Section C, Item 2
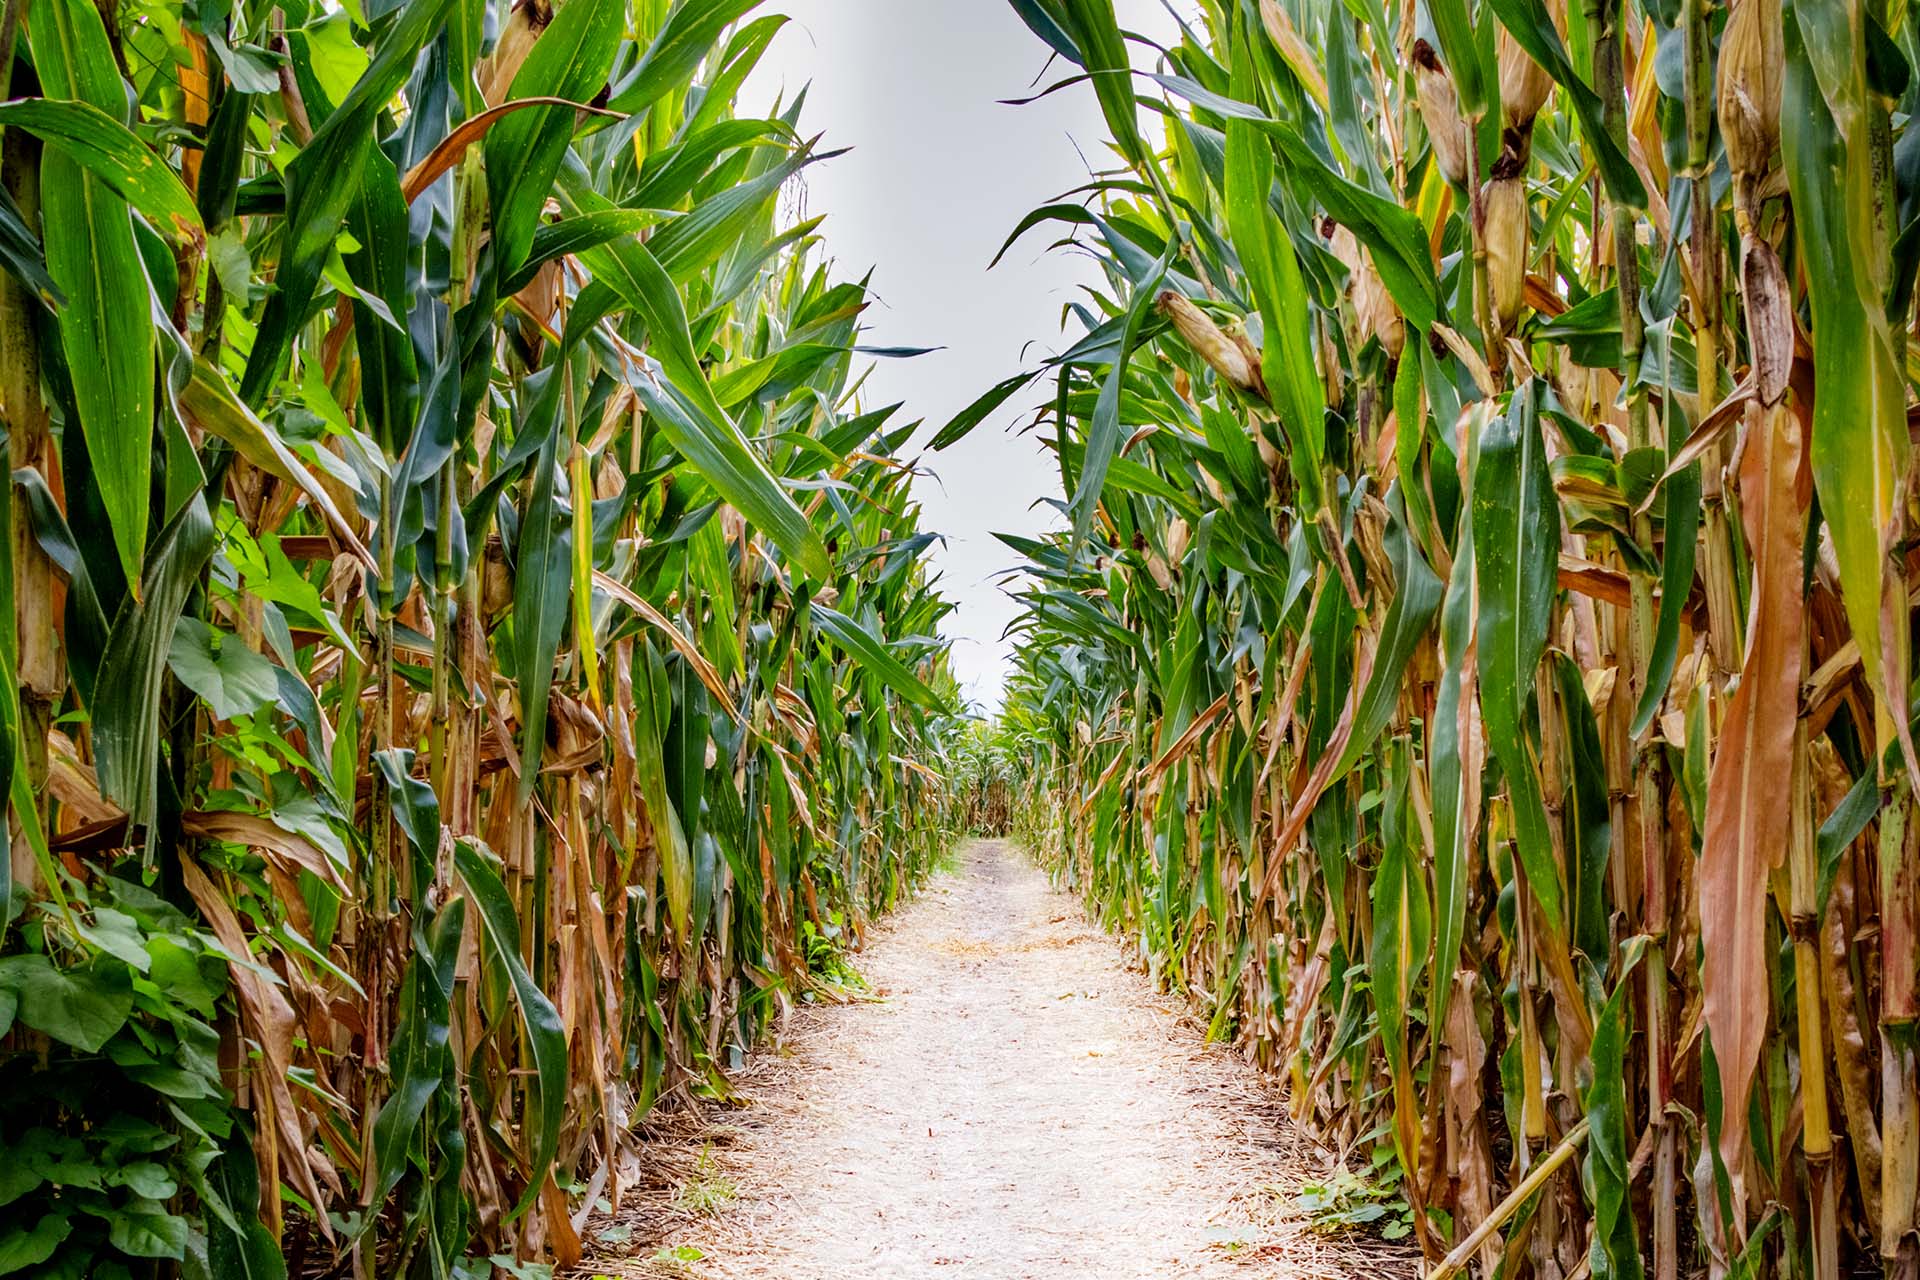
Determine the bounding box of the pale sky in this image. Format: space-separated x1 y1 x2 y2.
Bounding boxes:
746 2 1184 713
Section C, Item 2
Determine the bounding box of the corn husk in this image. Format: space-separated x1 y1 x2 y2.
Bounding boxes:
1332 226 1406 360
1258 0 1329 109
1254 431 1282 476
1498 0 1562 129
1157 290 1265 399
1414 39 1471 187
1166 517 1191 566
1717 0 1782 184
1483 172 1528 333
1498 35 1553 129
1328 226 1366 354
1361 268 1405 359
480 0 551 107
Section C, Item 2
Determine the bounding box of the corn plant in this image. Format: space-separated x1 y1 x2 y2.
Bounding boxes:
975 0 1920 1275
0 0 962 1274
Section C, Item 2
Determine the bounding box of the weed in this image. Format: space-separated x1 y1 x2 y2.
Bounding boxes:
671 1149 737 1217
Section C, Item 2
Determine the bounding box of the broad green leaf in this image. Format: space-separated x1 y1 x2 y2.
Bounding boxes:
108 1202 190 1260
0 953 133 1052
167 618 281 721
0 1213 71 1275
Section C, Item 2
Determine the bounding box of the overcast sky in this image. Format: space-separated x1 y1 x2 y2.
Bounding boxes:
744 2 1182 714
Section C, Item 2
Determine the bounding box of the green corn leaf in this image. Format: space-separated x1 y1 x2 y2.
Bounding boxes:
1368 737 1432 1173
453 839 567 1219
1392 350 1443 559
179 356 375 566
1473 383 1565 935
814 605 944 710
1554 652 1611 964
344 144 417 456
582 226 830 580
1223 37 1326 516
930 372 1039 451
1427 473 1477 1036
0 186 59 307
0 99 202 243
484 0 628 277
241 0 456 400
1329 488 1443 780
1152 73 1441 331
632 641 694 939
373 748 442 878
511 418 574 803
367 894 461 1209
1006 0 1081 64
29 0 157 589
1071 242 1173 550
504 209 666 296
1582 938 1648 1280
1055 0 1148 171
1783 6 1910 749
1629 459 1700 739
1423 0 1492 119
92 496 215 837
608 0 764 114
646 142 831 284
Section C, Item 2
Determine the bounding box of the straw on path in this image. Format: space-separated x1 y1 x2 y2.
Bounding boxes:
586 839 1413 1279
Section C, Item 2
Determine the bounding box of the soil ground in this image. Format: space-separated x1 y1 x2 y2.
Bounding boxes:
584 840 1413 1280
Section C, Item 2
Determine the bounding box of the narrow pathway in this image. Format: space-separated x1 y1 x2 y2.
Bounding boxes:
596 841 1407 1279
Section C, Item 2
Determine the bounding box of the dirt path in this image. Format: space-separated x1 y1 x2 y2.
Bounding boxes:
593 840 1406 1279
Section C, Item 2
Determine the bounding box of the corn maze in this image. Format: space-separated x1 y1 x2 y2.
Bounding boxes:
3 0 1915 1277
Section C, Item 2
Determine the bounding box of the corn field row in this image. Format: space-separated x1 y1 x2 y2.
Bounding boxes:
972 0 1920 1276
0 0 968 1274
